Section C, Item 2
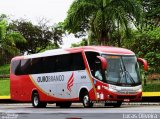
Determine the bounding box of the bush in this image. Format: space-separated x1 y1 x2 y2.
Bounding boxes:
123 27 160 74
0 64 10 75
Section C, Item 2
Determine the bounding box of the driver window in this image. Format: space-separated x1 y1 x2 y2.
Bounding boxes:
85 52 100 76
94 60 103 81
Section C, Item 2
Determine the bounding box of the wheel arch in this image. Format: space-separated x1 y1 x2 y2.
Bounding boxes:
31 88 39 100
79 87 89 101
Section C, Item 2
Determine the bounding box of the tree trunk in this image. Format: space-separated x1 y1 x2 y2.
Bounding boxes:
99 30 109 46
118 37 121 47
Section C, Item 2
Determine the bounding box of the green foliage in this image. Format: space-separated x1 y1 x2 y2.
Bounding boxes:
9 19 64 54
141 0 160 29
143 78 160 92
123 27 160 73
64 0 142 45
0 20 6 41
143 83 160 92
0 64 10 75
71 38 88 47
0 15 26 65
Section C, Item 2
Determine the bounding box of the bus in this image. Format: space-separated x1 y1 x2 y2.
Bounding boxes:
10 46 148 108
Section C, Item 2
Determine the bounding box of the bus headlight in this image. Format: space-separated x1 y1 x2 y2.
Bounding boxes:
108 87 118 92
137 88 142 93
108 85 118 92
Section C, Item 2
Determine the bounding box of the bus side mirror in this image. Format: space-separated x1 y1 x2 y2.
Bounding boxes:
97 56 107 70
137 58 148 71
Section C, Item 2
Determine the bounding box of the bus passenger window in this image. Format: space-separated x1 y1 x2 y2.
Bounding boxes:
42 56 56 73
71 53 85 71
31 58 42 74
21 59 32 75
11 60 21 75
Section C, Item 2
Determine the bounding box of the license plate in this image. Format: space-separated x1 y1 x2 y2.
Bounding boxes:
124 99 130 102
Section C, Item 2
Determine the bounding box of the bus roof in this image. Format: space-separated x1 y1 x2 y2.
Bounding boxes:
66 46 134 55
12 46 135 60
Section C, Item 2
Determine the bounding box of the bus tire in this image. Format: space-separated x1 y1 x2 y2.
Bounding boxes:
82 92 93 108
32 92 47 108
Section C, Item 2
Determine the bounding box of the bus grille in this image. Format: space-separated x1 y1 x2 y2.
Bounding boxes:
117 91 137 94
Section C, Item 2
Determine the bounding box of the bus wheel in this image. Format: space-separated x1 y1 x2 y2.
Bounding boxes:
82 92 93 108
32 92 47 108
113 101 122 108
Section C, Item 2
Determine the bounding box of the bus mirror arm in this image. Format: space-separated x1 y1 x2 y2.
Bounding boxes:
97 56 107 70
137 58 148 71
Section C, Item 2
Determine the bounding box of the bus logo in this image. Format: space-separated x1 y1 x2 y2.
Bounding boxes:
67 72 74 92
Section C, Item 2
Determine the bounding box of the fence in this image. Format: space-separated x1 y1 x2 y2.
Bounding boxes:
0 74 9 79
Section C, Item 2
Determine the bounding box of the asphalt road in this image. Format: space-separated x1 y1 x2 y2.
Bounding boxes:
0 103 160 119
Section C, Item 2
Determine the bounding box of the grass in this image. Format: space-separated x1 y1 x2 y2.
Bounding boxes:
0 64 10 75
0 64 10 96
0 78 10 96
143 79 160 92
143 84 160 92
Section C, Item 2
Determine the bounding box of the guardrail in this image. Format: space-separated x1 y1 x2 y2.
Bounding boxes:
0 74 9 79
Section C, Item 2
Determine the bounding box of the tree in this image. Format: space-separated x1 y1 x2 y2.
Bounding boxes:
0 15 26 64
71 38 88 47
64 0 142 46
9 19 64 54
141 0 160 29
123 27 160 73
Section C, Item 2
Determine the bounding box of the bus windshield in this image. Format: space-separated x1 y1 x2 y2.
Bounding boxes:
102 55 141 86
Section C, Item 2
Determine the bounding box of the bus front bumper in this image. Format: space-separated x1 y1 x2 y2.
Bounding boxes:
106 91 142 102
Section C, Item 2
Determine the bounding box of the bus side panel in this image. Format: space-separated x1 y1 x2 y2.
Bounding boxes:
30 71 93 102
10 74 49 102
88 88 97 101
10 74 60 102
10 68 106 102
10 74 33 102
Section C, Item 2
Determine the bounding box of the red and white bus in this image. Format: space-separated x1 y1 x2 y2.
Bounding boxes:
10 46 148 108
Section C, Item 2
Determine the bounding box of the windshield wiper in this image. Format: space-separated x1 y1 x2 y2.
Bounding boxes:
125 70 135 84
120 57 135 84
117 60 124 84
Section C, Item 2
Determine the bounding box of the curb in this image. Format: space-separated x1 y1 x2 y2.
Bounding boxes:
0 96 10 99
0 96 12 103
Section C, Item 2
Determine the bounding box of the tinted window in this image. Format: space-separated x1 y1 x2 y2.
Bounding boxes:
11 60 21 75
43 53 85 72
11 53 85 75
71 53 85 70
31 58 43 74
85 52 100 76
43 56 56 73
21 59 32 75
56 54 72 72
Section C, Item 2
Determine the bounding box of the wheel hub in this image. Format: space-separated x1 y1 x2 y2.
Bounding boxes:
34 96 39 106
